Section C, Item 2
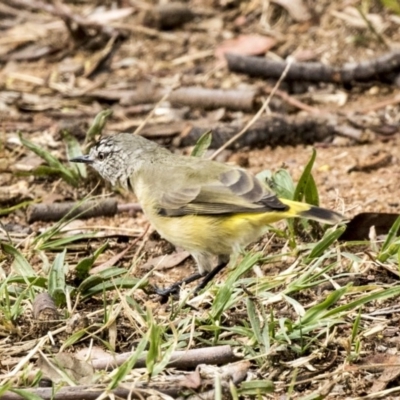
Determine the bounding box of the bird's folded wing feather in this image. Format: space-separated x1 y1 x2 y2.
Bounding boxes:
159 168 288 216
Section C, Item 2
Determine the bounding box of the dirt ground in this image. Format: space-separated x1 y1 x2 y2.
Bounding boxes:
1 0 400 398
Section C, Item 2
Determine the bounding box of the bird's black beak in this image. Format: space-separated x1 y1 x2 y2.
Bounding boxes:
69 155 94 164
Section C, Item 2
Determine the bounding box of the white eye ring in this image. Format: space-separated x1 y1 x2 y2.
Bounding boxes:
98 152 105 161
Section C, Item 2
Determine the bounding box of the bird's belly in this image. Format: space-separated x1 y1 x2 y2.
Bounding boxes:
144 208 268 256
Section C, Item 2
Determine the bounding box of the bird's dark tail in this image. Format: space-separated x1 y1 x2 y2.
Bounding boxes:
278 198 344 225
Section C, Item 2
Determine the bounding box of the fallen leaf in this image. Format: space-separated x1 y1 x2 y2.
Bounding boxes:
361 354 400 392
215 34 277 65
180 367 202 389
38 352 94 384
141 251 190 271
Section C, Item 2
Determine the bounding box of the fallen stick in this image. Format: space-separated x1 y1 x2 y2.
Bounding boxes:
27 199 117 223
0 385 176 400
91 345 241 371
226 50 400 84
27 200 141 223
0 360 249 400
179 113 367 149
117 86 257 111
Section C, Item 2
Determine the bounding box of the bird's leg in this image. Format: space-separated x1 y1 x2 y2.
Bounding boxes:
155 272 204 299
193 260 228 294
155 255 229 302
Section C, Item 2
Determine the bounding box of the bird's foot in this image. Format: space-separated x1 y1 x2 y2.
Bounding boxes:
155 261 229 303
155 272 203 303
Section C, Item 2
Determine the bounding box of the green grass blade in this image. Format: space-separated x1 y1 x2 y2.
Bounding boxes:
378 215 400 262
2 243 36 276
191 130 212 157
75 242 108 280
306 226 345 260
19 134 79 187
9 389 44 400
300 285 349 326
108 335 147 390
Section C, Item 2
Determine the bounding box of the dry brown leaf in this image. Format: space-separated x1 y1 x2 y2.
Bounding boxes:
75 346 110 362
361 354 400 392
180 367 202 389
141 251 190 271
215 34 277 64
38 352 94 384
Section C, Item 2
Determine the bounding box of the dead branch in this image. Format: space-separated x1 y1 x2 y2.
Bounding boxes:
91 345 241 371
27 199 118 223
0 361 249 400
179 113 367 149
116 86 257 111
0 385 176 400
226 50 400 84
141 2 195 30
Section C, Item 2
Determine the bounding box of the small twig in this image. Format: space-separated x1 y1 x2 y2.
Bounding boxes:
263 87 321 114
209 59 292 160
356 93 400 114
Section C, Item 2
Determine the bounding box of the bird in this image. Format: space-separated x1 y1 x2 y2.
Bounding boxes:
70 132 344 296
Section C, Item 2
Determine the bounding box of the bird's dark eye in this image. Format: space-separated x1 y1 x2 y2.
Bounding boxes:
98 152 105 161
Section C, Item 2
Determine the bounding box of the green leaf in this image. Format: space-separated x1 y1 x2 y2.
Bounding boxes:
146 313 162 376
191 130 212 157
77 268 127 294
75 242 108 280
37 233 97 251
238 380 274 395
210 252 262 321
6 276 48 289
304 173 319 207
0 200 34 216
300 285 349 326
380 0 400 14
2 243 36 276
85 109 113 145
378 215 400 262
270 169 296 199
108 335 147 390
294 148 318 205
48 249 67 306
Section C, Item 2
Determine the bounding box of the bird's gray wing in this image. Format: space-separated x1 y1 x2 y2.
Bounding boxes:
158 168 288 217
